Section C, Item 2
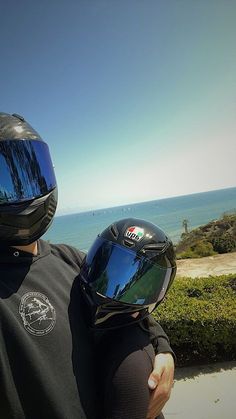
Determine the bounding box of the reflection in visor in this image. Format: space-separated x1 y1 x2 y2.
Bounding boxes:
83 237 173 305
0 140 56 204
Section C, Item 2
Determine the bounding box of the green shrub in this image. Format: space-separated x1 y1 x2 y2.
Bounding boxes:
192 240 216 257
153 274 236 366
211 233 236 254
177 240 216 259
177 249 197 259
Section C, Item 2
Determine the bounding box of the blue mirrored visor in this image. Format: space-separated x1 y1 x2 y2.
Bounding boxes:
82 237 173 305
0 140 57 204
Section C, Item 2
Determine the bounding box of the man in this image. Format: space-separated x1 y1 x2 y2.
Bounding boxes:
0 112 174 418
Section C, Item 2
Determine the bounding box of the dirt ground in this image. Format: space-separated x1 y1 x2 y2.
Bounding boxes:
176 252 236 278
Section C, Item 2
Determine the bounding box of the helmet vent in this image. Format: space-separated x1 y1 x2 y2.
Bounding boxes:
110 224 119 238
123 239 135 248
142 243 168 253
12 113 25 122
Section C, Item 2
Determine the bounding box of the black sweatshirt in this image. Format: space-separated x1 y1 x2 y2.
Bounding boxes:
0 239 173 419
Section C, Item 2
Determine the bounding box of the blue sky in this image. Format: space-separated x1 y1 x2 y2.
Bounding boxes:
1 0 235 214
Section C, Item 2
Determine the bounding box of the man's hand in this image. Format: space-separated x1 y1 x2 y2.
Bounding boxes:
146 353 174 419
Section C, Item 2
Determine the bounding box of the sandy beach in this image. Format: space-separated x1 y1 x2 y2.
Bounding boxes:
176 252 236 278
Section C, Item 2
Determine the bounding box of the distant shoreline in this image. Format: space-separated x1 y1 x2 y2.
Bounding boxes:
176 252 236 278
56 186 236 217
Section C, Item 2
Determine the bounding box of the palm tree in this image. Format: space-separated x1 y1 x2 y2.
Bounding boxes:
182 219 189 234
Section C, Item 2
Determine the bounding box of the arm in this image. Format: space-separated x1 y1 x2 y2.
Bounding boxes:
97 325 156 419
104 343 155 419
147 353 174 419
141 315 175 359
96 318 174 419
141 315 175 419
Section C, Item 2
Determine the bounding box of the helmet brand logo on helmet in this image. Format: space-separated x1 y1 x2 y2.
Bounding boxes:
124 226 144 242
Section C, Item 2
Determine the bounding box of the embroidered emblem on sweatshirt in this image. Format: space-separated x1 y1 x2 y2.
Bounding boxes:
19 292 56 336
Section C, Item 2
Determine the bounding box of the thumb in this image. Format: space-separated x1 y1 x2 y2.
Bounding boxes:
148 354 166 390
148 368 162 390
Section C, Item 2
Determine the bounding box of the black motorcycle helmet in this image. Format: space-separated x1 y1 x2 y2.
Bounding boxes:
80 218 176 329
0 112 57 245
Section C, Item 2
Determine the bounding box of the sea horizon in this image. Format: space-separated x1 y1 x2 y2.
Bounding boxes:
56 186 236 217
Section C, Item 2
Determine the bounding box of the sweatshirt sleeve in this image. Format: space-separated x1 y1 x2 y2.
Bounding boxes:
140 315 176 362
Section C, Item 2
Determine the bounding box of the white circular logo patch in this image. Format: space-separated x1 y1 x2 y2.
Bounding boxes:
19 292 56 336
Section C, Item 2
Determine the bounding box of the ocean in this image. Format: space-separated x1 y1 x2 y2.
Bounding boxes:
43 187 236 252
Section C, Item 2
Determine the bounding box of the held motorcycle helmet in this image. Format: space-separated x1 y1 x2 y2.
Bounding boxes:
80 218 176 329
0 112 57 245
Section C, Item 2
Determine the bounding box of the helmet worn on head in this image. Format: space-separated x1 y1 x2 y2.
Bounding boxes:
0 112 57 245
80 218 176 329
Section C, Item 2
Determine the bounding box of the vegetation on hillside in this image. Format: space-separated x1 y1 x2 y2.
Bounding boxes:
176 212 236 259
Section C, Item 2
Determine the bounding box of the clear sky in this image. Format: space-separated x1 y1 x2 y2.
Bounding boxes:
1 0 235 215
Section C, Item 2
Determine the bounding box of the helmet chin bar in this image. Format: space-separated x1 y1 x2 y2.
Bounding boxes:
0 189 57 246
81 282 151 329
93 305 150 330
